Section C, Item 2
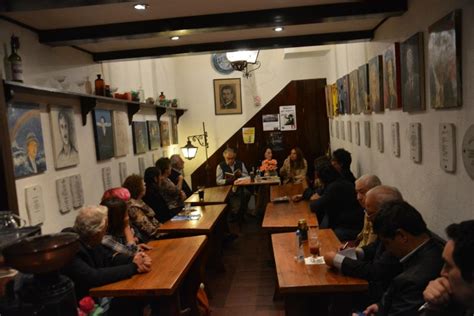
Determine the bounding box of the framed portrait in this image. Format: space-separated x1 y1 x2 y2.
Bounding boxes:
428 10 462 109
213 78 242 115
112 111 130 157
50 106 79 169
160 120 170 147
92 109 114 161
147 120 161 150
7 102 47 178
132 121 148 154
383 43 402 110
358 64 370 113
401 32 425 112
368 55 384 113
349 70 361 114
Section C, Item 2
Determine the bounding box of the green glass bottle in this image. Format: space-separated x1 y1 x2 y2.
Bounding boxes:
8 35 23 82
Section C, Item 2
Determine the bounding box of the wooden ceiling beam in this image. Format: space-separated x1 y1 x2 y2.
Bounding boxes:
0 0 136 12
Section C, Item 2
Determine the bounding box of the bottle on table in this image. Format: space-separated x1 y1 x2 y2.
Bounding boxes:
95 74 105 96
297 219 308 241
8 35 23 83
295 230 304 262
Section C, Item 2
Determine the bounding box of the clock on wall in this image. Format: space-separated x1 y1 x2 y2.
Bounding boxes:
211 53 234 75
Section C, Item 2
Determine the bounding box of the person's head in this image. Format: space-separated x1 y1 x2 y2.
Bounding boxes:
441 221 474 307
58 111 71 147
122 174 145 200
315 161 340 186
373 200 428 258
331 148 352 172
101 187 131 203
223 147 236 166
156 157 172 176
289 147 304 169
144 166 161 188
170 154 185 170
100 198 128 236
364 185 402 223
264 147 273 160
73 205 108 246
26 133 39 159
221 85 234 104
355 175 382 208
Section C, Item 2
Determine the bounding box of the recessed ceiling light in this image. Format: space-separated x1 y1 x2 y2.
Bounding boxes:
133 3 149 10
273 26 284 32
170 36 180 41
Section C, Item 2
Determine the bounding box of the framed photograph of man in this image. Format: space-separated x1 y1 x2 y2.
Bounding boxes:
147 120 161 150
358 64 370 113
132 121 149 154
213 78 242 115
401 32 425 112
50 106 79 169
383 43 402 110
349 70 361 114
92 109 114 161
428 10 462 109
368 55 384 113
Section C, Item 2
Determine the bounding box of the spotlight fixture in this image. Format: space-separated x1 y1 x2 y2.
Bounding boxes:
170 36 180 41
133 3 149 10
273 26 284 32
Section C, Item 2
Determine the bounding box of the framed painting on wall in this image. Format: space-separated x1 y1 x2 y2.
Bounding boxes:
383 43 402 110
349 70 361 114
358 64 370 113
213 78 242 115
342 75 351 114
401 32 425 112
428 10 462 109
7 102 47 178
132 121 149 154
147 120 161 150
50 106 79 169
92 109 114 161
336 77 345 114
170 114 179 144
330 83 339 116
325 85 333 118
112 110 130 157
368 55 384 113
160 120 171 147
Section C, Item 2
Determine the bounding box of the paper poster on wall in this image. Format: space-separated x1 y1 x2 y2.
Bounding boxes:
25 185 45 225
279 105 297 131
56 177 73 214
69 174 84 209
242 127 255 144
267 131 284 152
262 114 280 131
102 166 113 191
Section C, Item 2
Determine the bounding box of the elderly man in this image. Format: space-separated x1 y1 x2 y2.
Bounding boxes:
324 185 403 302
62 205 151 313
357 201 444 316
169 154 192 198
421 220 474 316
355 175 382 247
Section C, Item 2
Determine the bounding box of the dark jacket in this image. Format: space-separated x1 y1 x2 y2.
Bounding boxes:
61 235 137 300
169 168 192 198
341 168 356 184
376 238 444 316
341 239 402 302
143 184 180 223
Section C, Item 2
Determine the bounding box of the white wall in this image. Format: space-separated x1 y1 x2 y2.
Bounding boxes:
328 0 474 236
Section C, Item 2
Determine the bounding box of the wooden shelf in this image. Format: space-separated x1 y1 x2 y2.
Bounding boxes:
3 80 187 126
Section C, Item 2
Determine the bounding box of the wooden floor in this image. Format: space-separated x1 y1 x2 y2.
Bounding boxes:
207 217 285 315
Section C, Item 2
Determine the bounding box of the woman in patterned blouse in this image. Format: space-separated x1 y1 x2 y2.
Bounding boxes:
155 158 186 210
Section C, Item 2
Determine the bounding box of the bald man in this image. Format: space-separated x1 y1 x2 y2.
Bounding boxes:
355 175 382 247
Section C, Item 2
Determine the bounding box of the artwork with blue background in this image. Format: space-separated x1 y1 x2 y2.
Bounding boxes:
92 109 114 160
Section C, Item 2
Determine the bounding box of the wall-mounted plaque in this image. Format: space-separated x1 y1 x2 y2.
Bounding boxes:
138 157 146 178
409 123 422 163
119 162 127 185
25 185 45 225
56 177 73 214
347 121 352 143
377 123 384 153
439 123 456 173
69 174 84 209
391 122 401 157
340 121 345 140
102 166 113 191
364 121 371 148
335 121 340 139
355 122 360 146
461 124 474 180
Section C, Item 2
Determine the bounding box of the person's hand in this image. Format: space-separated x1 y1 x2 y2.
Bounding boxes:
324 251 337 267
310 193 320 201
234 169 242 178
180 190 187 200
291 194 303 202
138 243 152 251
362 303 379 315
133 252 152 273
423 277 452 307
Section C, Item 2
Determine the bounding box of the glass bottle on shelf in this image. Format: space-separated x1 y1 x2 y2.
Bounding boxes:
159 92 166 105
84 76 93 94
8 35 23 83
95 74 105 96
3 43 12 81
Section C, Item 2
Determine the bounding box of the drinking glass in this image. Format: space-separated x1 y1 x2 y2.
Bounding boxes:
198 186 205 201
308 229 320 263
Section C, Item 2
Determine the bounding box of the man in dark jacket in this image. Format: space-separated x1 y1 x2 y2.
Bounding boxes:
358 201 444 316
331 148 356 184
169 154 192 198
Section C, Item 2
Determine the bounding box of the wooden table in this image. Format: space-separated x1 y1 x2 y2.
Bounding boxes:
184 185 232 206
233 176 280 186
262 200 318 233
270 182 305 201
272 230 368 315
90 235 207 315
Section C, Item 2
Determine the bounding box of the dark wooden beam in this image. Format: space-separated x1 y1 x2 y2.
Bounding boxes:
0 0 135 12
38 0 406 46
92 30 373 62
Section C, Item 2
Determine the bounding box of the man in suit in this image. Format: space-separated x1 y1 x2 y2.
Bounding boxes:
324 185 403 303
169 154 192 198
220 85 237 109
357 201 444 316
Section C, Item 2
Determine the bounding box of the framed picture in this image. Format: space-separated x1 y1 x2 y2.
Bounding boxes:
92 109 114 161
330 83 339 116
112 111 130 157
349 70 361 114
50 106 79 169
336 77 345 114
401 32 425 112
147 121 161 150
358 64 370 113
368 55 384 113
170 114 179 144
7 102 47 178
213 78 242 115
342 75 351 114
383 43 402 110
428 10 462 109
132 121 148 154
160 120 170 147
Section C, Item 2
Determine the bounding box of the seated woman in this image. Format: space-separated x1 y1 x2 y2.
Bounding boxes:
142 166 180 222
279 147 308 184
309 161 364 241
259 147 278 176
122 174 164 243
156 157 185 210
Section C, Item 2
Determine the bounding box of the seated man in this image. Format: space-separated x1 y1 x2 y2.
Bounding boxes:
357 201 444 316
331 148 356 184
169 154 192 198
62 205 151 314
421 220 474 316
354 175 382 247
216 147 251 227
325 185 402 303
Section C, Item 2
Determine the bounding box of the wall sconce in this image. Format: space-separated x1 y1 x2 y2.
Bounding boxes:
181 122 209 161
226 50 261 78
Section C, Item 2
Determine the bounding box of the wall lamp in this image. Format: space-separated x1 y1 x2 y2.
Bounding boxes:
181 122 209 161
226 50 261 78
